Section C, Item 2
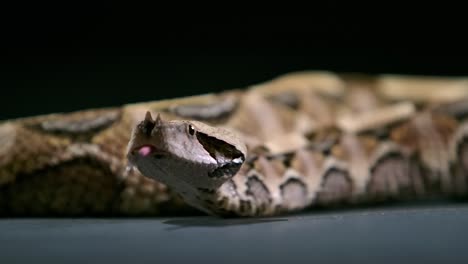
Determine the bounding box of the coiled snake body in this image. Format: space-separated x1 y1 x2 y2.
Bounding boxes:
2 71 468 217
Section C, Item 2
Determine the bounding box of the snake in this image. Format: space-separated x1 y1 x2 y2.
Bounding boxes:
1 71 468 217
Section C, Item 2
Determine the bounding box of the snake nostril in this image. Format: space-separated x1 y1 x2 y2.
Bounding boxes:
143 121 155 136
138 111 156 136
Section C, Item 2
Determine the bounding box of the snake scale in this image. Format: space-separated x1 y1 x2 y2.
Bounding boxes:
2 71 468 217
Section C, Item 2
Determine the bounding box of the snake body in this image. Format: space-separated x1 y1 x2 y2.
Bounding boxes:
2 71 468 217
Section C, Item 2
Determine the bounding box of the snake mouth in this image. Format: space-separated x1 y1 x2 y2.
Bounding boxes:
131 144 166 159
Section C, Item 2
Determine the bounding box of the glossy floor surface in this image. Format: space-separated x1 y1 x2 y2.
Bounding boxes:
1 203 468 263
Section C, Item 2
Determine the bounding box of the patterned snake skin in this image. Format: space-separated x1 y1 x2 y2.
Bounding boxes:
1 71 468 217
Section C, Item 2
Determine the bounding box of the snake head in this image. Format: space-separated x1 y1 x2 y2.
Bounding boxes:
127 111 246 194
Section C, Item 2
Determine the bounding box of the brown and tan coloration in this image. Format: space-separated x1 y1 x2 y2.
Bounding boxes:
1 71 468 217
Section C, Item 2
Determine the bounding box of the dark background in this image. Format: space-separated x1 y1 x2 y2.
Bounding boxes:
2 5 468 263
1 3 467 120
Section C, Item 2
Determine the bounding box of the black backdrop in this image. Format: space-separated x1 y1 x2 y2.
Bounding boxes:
1 3 467 120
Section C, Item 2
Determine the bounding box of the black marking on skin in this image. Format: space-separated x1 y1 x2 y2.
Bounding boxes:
306 128 341 155
196 132 245 162
137 115 156 137
267 151 295 168
369 151 405 174
282 152 296 167
216 197 229 208
322 168 351 181
317 145 332 156
209 162 243 178
166 96 238 121
306 142 334 156
361 128 390 140
358 119 408 140
245 147 270 166
36 110 121 135
268 92 300 109
239 200 252 214
188 125 196 136
246 175 271 213
366 125 399 140
212 197 239 217
196 131 245 178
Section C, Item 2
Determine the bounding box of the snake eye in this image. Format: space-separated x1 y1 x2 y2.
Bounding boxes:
188 124 196 136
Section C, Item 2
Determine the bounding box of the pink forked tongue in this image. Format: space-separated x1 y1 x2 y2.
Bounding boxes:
138 145 154 157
